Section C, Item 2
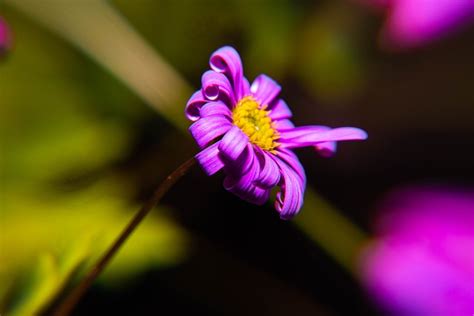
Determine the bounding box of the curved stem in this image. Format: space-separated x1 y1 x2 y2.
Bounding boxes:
53 157 196 316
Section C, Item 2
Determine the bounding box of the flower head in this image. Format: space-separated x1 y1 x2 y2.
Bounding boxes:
359 186 474 315
186 46 367 219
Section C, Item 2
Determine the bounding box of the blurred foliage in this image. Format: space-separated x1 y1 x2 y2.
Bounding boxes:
0 5 188 314
113 0 367 100
296 2 367 102
2 181 188 315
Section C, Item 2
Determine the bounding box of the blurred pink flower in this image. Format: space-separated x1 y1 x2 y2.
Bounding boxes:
360 186 474 315
0 16 12 56
360 0 474 48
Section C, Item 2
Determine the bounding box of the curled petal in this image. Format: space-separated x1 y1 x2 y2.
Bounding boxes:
195 141 224 176
228 144 254 176
210 46 245 100
250 74 281 107
223 148 270 205
218 126 249 161
314 141 337 157
189 115 232 149
185 90 207 121
275 148 306 188
201 70 236 105
246 186 270 205
272 155 306 220
268 99 293 120
279 126 368 149
200 101 232 118
225 177 270 205
254 149 280 189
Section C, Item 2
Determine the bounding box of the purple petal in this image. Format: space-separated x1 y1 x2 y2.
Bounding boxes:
242 77 251 97
210 46 246 100
279 126 368 149
250 74 281 107
247 186 270 205
189 115 232 149
268 99 293 120
279 125 331 133
223 147 270 205
279 126 337 156
254 149 281 189
275 148 306 188
225 177 270 205
185 90 207 121
314 141 337 157
218 126 249 161
273 119 295 130
195 141 224 176
278 125 337 156
201 70 236 106
199 101 232 118
227 144 254 176
271 155 306 220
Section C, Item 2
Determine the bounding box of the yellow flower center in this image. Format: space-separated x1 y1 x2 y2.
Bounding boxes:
232 96 279 152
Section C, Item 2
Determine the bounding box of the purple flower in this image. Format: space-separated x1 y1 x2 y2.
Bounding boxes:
363 0 474 48
359 186 474 315
0 16 12 56
387 0 474 47
186 46 367 219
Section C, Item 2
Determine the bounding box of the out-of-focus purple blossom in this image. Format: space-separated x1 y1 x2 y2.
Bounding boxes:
0 16 12 57
359 186 474 315
358 0 474 48
186 46 367 219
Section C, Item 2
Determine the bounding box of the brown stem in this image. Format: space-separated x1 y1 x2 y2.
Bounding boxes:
53 157 196 316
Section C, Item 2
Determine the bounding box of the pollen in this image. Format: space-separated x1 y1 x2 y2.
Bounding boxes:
232 96 279 152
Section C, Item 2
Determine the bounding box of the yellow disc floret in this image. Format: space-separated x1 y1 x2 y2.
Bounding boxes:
232 96 279 152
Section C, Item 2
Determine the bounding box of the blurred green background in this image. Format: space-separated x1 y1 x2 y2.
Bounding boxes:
1 0 473 315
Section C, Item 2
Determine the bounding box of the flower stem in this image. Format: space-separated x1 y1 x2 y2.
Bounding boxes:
52 157 196 316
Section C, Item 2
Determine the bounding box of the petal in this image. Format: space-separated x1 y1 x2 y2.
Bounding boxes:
228 143 254 176
279 126 368 149
189 115 232 149
223 148 270 205
279 125 330 134
210 46 246 100
195 141 225 176
314 141 337 157
254 149 280 189
273 119 295 130
271 155 306 220
275 148 306 188
242 77 251 97
199 101 232 118
201 70 236 106
218 126 249 161
225 177 270 205
247 186 270 205
268 99 293 120
250 74 281 107
185 90 207 121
